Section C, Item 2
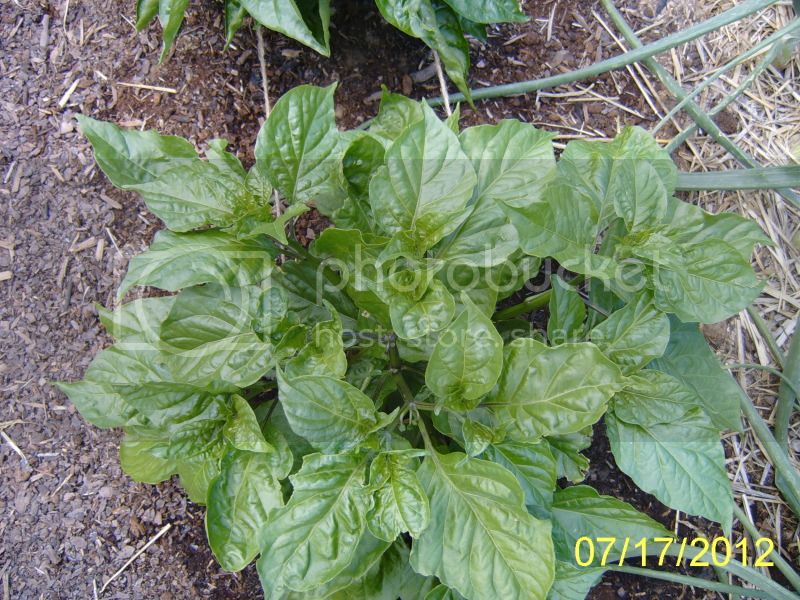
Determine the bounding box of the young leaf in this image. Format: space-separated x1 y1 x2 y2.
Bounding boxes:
77 114 197 188
136 0 159 30
369 103 477 252
257 452 371 596
550 485 672 561
606 410 734 530
368 452 431 541
650 317 743 432
390 279 456 340
609 161 668 233
119 230 276 299
276 370 383 453
368 88 425 147
461 419 494 457
158 0 190 60
425 294 503 410
589 293 670 374
223 395 274 453
411 451 555 600
546 431 591 483
482 440 557 509
223 0 247 45
255 84 343 206
206 449 286 571
488 339 624 440
611 370 697 427
285 307 347 379
547 276 585 344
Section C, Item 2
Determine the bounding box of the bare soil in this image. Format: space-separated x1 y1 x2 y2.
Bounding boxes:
0 0 770 598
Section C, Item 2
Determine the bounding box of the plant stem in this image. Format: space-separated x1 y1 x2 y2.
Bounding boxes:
727 363 800 401
747 305 786 368
776 329 800 497
600 0 800 209
733 503 800 593
738 390 800 516
676 166 800 191
388 338 416 406
426 0 779 107
255 25 271 118
607 565 784 599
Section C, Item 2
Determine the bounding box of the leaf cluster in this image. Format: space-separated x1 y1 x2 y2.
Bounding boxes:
59 84 769 599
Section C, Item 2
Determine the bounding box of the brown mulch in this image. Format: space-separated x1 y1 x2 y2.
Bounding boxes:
1 0 786 598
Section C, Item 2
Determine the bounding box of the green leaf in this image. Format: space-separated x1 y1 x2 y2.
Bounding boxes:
547 561 603 600
425 294 503 410
650 317 743 432
461 419 494 457
158 284 274 387
426 584 466 600
224 0 247 45
78 115 197 188
547 276 585 344
589 293 669 374
97 296 175 341
390 279 456 340
119 429 177 483
224 395 274 453
369 103 477 252
235 202 309 244
368 88 424 147
206 449 286 571
257 452 371 596
418 2 472 101
55 379 143 428
650 238 762 324
119 230 276 299
255 84 343 205
136 0 159 30
610 161 668 233
285 307 347 379
482 440 557 509
488 339 624 439
158 0 189 60
612 370 697 427
546 432 591 483
368 452 430 541
240 0 331 55
276 370 383 453
440 0 527 23
411 451 555 600
127 159 248 231
550 485 672 561
606 410 733 530
177 452 224 503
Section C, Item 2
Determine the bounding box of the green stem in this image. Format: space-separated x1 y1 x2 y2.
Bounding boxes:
656 20 800 138
600 0 800 209
426 0 779 107
733 503 800 593
747 305 786 368
494 275 585 321
388 338 416 406
607 565 785 599
738 391 800 516
776 329 800 496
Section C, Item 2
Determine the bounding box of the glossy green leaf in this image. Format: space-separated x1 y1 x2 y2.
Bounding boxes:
547 276 585 344
426 584 467 600
97 296 175 341
78 115 197 188
547 561 603 600
285 307 347 379
488 339 624 440
136 0 159 30
650 317 743 432
370 103 477 252
224 395 274 453
483 440 557 509
276 370 382 453
610 161 668 233
240 0 331 55
425 294 503 410
255 84 343 205
224 0 247 45
177 452 224 503
158 0 189 60
206 449 285 571
546 431 591 483
411 451 555 600
119 429 177 483
606 410 734 529
368 452 430 540
257 452 371 596
119 230 275 299
589 293 669 374
390 279 456 340
550 485 672 561
461 419 494 457
612 370 697 427
369 88 424 147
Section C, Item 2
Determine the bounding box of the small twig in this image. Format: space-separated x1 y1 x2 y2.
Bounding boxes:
432 51 451 117
0 430 28 466
256 25 271 118
100 523 172 594
116 82 177 94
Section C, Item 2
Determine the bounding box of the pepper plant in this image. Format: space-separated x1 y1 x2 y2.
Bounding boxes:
59 85 779 599
138 0 525 99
